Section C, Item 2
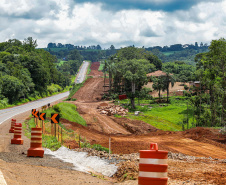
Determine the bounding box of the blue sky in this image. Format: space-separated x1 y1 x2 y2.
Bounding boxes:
0 0 225 48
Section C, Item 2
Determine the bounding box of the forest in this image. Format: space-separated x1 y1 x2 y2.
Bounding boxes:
0 37 83 107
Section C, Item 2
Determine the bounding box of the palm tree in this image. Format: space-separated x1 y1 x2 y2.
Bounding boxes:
103 60 108 92
152 76 165 102
106 57 116 94
163 73 175 103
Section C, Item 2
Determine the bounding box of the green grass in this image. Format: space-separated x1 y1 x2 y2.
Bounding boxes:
43 102 86 126
57 102 86 126
68 83 84 100
119 97 195 131
42 135 61 151
86 62 91 75
98 61 104 71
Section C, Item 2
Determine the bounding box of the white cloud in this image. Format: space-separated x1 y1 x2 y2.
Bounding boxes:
0 0 225 48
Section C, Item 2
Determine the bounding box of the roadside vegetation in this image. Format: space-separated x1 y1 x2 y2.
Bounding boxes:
101 38 225 129
0 37 84 109
118 96 193 131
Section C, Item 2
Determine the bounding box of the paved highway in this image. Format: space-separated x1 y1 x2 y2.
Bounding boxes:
0 61 89 125
75 61 89 84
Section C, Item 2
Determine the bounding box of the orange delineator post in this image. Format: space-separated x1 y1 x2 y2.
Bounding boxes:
9 119 16 133
11 123 23 145
27 127 44 157
138 143 168 185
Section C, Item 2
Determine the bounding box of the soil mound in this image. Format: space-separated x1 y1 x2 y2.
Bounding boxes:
183 127 226 147
110 117 158 135
99 103 108 107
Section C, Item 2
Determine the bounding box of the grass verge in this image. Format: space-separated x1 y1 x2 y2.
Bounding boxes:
119 96 196 131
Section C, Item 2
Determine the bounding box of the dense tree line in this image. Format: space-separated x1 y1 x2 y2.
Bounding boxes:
191 38 226 127
163 61 195 82
46 46 117 62
0 38 82 106
146 42 209 52
103 47 162 108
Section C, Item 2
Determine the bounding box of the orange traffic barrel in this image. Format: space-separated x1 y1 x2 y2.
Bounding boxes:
9 119 16 133
27 127 44 157
138 143 168 185
11 123 24 145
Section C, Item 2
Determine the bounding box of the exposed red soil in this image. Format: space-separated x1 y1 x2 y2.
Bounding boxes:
88 62 103 76
72 78 104 102
67 63 226 159
0 61 225 185
62 62 226 184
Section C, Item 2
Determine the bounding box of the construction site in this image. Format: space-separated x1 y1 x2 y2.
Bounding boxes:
0 62 225 185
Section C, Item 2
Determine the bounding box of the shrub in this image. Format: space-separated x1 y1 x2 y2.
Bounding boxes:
184 84 189 90
53 104 61 113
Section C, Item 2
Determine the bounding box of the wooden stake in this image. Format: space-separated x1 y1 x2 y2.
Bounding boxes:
109 137 111 155
58 124 59 141
79 134 80 148
54 123 56 138
61 128 63 144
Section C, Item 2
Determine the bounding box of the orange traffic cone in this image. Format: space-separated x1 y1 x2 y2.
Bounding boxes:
27 127 44 157
11 123 23 145
9 119 16 133
138 143 168 185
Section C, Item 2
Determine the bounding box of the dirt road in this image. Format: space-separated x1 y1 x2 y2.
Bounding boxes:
66 62 226 184
0 62 225 184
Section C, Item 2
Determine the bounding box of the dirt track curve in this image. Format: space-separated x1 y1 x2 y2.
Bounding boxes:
68 62 226 159
0 61 225 185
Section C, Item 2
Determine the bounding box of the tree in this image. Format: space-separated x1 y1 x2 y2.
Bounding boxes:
194 38 226 127
152 76 165 102
1 75 25 103
119 59 151 109
23 37 38 52
163 73 175 103
110 45 115 50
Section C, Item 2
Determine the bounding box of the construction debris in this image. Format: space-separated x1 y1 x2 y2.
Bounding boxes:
97 104 128 116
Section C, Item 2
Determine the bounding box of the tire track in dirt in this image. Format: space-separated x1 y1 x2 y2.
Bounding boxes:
68 62 226 159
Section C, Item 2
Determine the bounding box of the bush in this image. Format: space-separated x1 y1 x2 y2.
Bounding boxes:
81 141 110 153
92 144 109 153
42 135 61 151
184 84 189 90
53 104 61 113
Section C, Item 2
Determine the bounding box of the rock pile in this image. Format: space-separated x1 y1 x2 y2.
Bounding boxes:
97 105 128 116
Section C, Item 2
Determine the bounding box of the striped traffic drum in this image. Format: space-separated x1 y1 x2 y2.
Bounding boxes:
11 123 23 145
139 143 168 185
9 119 16 133
27 127 44 157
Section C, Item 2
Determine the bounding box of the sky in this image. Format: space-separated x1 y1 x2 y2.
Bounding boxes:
0 0 225 49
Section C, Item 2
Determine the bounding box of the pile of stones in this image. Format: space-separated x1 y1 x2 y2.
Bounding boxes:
97 104 128 116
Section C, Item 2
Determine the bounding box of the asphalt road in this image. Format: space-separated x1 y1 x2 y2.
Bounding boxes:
75 61 89 84
0 61 89 125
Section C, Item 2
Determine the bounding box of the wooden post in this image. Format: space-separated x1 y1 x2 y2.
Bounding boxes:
58 124 59 141
187 102 189 129
54 124 56 138
61 128 63 144
109 137 111 155
79 134 80 148
42 120 44 134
